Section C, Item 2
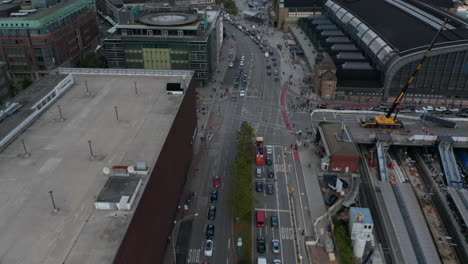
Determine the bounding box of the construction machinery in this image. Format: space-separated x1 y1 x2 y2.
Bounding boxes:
360 19 449 129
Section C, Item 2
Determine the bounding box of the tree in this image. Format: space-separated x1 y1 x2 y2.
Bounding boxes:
228 122 256 218
22 78 32 90
76 54 108 68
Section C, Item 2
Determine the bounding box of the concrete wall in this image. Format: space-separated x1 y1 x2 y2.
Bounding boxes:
114 76 197 264
330 154 359 174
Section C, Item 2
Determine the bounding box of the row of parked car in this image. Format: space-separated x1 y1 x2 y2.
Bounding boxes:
203 176 222 258
318 103 468 117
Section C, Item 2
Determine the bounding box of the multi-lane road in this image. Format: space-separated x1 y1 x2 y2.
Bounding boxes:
169 10 315 264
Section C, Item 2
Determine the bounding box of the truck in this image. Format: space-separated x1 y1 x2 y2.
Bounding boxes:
255 137 265 165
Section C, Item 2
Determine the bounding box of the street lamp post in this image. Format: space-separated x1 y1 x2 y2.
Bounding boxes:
171 213 198 264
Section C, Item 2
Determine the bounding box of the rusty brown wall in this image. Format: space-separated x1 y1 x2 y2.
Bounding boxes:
330 155 360 174
114 76 197 264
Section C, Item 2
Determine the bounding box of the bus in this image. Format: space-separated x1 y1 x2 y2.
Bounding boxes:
256 210 265 227
255 137 265 165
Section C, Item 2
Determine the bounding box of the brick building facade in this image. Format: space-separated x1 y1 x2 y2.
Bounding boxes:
0 0 98 80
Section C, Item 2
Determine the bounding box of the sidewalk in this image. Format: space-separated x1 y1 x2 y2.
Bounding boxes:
297 145 328 240
193 36 235 154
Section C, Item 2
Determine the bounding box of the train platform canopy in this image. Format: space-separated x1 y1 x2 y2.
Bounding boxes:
0 69 193 264
336 52 366 60
317 24 338 30
332 0 468 52
311 17 333 25
325 36 351 43
341 62 374 70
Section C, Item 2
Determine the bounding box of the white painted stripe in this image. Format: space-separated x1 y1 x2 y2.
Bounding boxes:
254 208 290 213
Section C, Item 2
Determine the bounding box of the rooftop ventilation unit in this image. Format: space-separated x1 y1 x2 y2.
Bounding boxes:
166 82 184 95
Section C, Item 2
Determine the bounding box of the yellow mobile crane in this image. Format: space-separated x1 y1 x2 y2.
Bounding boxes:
360 19 449 129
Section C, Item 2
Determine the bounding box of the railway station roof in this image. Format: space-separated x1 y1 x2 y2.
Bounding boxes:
331 0 468 52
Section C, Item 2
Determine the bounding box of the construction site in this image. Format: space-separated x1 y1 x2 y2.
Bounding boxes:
306 20 468 263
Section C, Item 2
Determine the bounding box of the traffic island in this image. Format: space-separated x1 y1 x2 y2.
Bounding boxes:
229 121 255 264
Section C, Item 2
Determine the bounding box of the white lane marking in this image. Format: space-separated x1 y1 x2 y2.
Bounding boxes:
265 203 268 236
280 227 293 240
273 147 281 245
291 152 308 235
280 146 287 264
253 208 290 212
228 238 231 249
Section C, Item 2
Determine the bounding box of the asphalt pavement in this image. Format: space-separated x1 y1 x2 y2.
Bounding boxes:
163 3 332 263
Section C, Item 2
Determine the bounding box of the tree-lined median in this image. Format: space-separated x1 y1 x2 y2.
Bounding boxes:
229 121 255 263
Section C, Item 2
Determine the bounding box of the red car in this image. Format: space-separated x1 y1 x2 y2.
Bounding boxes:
213 176 221 188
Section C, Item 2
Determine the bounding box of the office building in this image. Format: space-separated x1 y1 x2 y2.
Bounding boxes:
104 7 223 85
271 0 323 31
0 0 98 81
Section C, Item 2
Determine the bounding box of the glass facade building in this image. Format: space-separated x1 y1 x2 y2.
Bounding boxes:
104 9 222 85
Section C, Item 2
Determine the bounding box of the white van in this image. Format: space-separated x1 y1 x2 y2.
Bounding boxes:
264 52 269 58
266 145 272 155
257 256 267 264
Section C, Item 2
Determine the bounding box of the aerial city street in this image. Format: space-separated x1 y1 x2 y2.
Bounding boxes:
0 0 468 264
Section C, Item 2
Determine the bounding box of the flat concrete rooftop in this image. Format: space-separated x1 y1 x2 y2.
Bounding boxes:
0 72 191 263
0 73 67 143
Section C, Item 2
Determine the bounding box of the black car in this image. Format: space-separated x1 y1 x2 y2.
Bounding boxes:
266 156 272 165
210 190 218 203
206 224 215 239
272 57 276 61
266 65 271 69
456 113 468 118
271 216 279 228
326 195 339 206
208 206 216 220
273 62 277 66
351 107 361 110
266 184 274 195
443 110 453 115
257 236 266 253
334 106 345 110
268 169 274 178
317 104 327 109
256 181 263 192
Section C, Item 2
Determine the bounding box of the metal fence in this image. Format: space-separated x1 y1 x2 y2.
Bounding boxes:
58 68 194 77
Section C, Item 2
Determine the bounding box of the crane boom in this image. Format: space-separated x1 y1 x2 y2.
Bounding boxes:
385 19 449 119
